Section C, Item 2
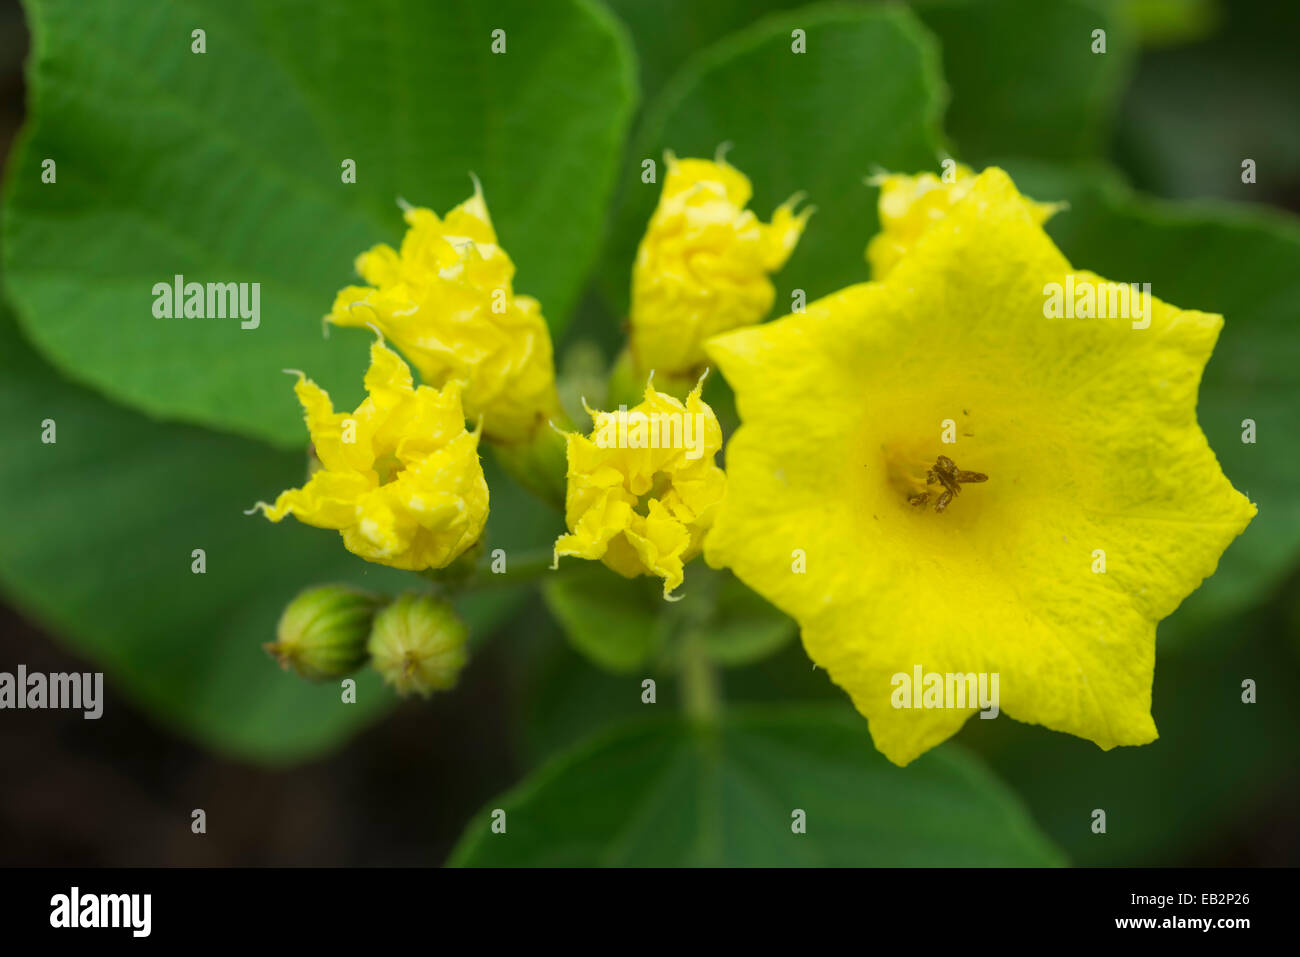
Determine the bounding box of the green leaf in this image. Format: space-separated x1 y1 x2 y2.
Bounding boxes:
1001 159 1300 635
603 0 804 104
449 705 1065 866
519 587 822 765
541 563 667 673
1118 0 1220 48
912 0 1137 163
3 0 636 447
697 568 796 666
0 304 546 762
603 4 947 314
515 606 672 764
963 597 1300 864
542 559 795 673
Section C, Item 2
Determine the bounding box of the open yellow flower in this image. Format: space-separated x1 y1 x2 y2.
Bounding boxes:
553 379 726 598
629 152 812 378
705 167 1254 766
253 338 488 572
327 181 560 445
866 162 1062 280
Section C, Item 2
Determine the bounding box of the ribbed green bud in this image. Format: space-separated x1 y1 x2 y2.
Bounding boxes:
368 593 468 697
265 584 382 680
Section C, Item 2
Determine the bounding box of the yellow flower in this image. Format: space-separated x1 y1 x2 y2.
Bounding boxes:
705 167 1254 766
253 338 488 572
553 378 726 598
629 152 812 378
327 181 560 445
866 162 1062 280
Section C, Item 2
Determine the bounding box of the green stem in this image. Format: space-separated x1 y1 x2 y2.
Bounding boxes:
467 548 559 588
489 408 572 512
680 631 720 724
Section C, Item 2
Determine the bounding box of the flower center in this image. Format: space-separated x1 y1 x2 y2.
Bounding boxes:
373 452 404 485
634 471 674 516
912 455 988 513
884 441 988 515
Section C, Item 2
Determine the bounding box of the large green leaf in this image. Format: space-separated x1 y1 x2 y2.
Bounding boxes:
1001 159 1300 635
2 0 636 447
0 305 547 762
912 0 1136 163
603 0 804 104
605 0 1134 166
513 605 672 764
449 706 1064 866
602 4 947 314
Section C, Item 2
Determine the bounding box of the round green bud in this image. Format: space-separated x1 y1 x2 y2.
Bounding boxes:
265 584 382 680
368 593 468 698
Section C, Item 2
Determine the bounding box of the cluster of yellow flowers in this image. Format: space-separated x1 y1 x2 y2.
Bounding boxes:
257 156 1251 765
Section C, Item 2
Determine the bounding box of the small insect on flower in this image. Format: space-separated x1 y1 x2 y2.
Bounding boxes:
922 455 988 513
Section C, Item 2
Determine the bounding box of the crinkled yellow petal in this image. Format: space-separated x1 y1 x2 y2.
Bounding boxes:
261 470 375 529
287 373 367 475
327 184 560 445
866 162 1062 280
629 153 812 377
662 151 753 206
706 167 1254 766
356 244 402 287
554 379 727 598
257 341 488 572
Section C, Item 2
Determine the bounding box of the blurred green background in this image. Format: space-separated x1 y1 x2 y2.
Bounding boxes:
0 0 1296 865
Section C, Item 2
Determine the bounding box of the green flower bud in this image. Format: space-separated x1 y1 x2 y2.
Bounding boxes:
368 593 468 697
265 584 382 680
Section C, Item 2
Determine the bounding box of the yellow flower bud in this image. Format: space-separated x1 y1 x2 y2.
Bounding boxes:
553 377 726 598
866 162 1063 279
629 152 811 378
326 181 561 445
368 593 468 697
252 338 489 572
